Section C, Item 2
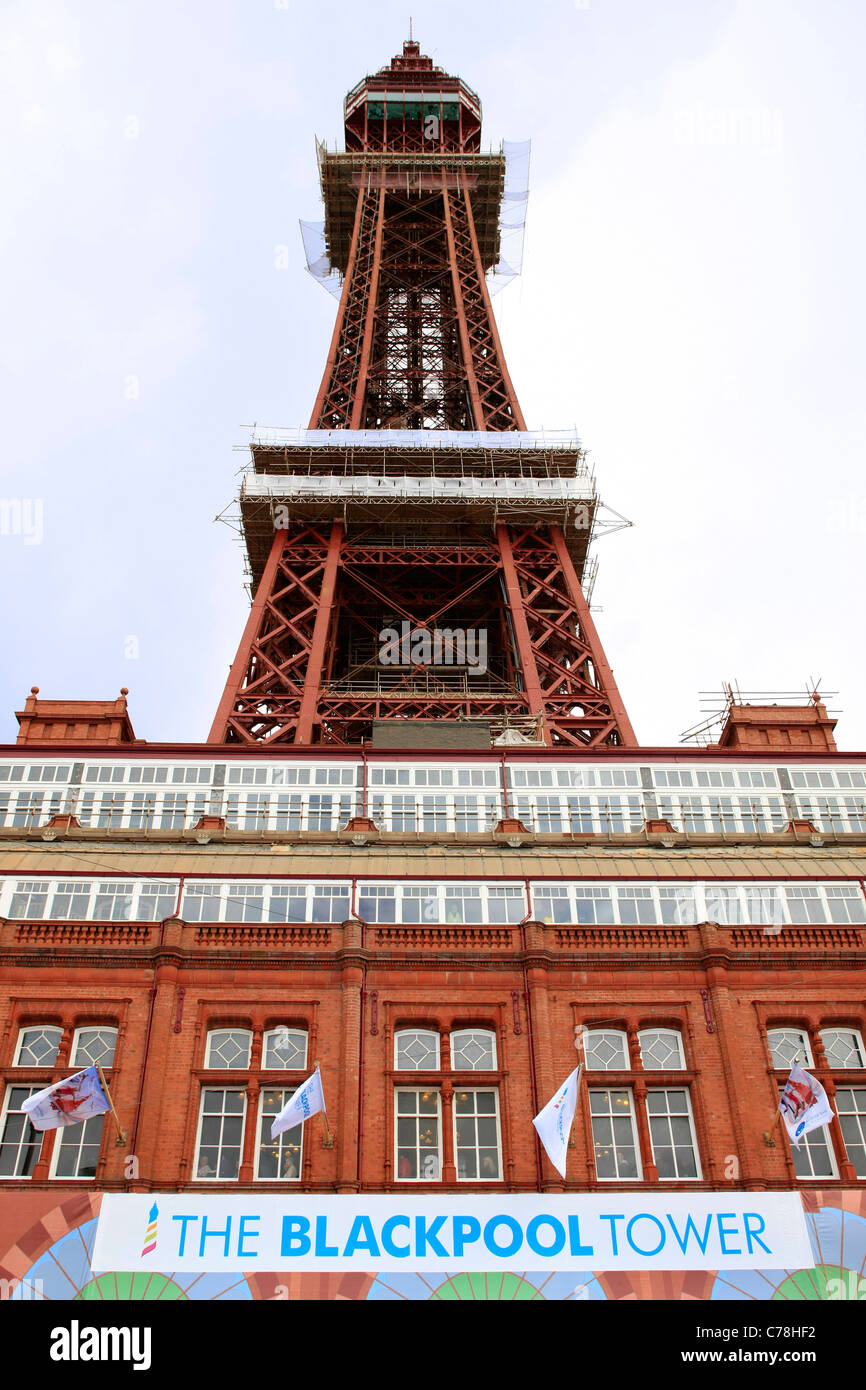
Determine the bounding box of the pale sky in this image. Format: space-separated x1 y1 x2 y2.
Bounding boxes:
1 0 864 749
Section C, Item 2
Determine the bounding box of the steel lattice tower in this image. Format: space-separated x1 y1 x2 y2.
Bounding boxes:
210 40 635 749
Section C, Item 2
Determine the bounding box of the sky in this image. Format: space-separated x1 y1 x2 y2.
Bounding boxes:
0 0 864 749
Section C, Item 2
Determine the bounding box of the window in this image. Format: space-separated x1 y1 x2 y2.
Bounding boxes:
194 1089 246 1179
395 1030 439 1071
450 1029 496 1071
51 1115 105 1179
256 1090 302 1180
584 1030 628 1071
395 1088 441 1181
767 1029 812 1069
454 1090 501 1180
646 1089 701 1179
263 1028 308 1070
785 1107 837 1180
836 1089 866 1177
820 1029 865 1069
137 883 177 921
71 1028 117 1069
639 1029 685 1071
14 1026 62 1067
267 885 308 923
589 1089 641 1179
0 1087 43 1178
205 1030 252 1070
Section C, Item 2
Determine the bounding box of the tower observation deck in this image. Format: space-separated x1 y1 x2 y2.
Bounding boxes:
210 40 636 750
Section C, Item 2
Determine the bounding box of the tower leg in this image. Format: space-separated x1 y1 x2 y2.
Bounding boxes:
295 521 344 744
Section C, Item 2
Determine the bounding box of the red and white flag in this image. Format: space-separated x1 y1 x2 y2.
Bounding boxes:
21 1067 111 1131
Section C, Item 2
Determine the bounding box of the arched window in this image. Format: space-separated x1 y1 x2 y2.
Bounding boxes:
394 1029 439 1071
584 1029 628 1071
450 1029 497 1071
638 1029 685 1071
263 1028 308 1070
820 1028 865 1069
14 1026 62 1067
205 1029 252 1070
71 1027 117 1069
767 1028 812 1070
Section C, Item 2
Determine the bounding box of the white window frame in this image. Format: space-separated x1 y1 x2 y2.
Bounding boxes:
262 1027 308 1071
193 1088 247 1181
0 1085 44 1179
780 1090 839 1181
49 1112 106 1181
836 1087 866 1178
584 1029 629 1072
14 1025 62 1067
255 1089 303 1181
638 1028 686 1071
70 1026 118 1069
767 1028 813 1070
394 1029 440 1071
589 1087 642 1181
205 1028 252 1070
453 1087 502 1182
646 1087 702 1180
394 1087 442 1182
450 1029 497 1071
820 1028 865 1069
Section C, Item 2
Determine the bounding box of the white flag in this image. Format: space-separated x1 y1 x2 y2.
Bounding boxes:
271 1068 326 1139
779 1064 834 1148
532 1065 582 1179
21 1066 111 1131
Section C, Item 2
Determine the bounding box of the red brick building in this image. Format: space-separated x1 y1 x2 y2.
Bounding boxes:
0 40 864 1303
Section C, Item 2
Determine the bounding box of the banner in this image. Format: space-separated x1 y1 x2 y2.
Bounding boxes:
92 1193 812 1273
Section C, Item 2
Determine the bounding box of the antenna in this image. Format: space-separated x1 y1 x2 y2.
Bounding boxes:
409 16 413 41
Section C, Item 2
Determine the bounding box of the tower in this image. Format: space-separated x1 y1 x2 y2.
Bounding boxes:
0 35 863 1311
209 40 635 750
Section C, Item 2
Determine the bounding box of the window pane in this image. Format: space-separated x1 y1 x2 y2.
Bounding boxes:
584 1030 628 1071
264 1028 308 1070
195 1090 245 1180
206 1030 252 1069
394 1089 441 1181
454 1090 501 1181
590 1088 640 1180
0 1088 43 1177
451 1030 496 1071
257 1090 303 1180
16 1027 62 1067
395 1030 439 1071
72 1028 117 1068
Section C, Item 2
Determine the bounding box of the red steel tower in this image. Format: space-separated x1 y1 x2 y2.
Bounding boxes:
209 40 636 750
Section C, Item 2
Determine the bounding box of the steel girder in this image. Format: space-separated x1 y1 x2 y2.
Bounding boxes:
309 181 526 432
209 523 635 747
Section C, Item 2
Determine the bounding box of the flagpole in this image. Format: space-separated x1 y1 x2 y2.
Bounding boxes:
763 1108 782 1147
313 1061 334 1147
97 1065 127 1147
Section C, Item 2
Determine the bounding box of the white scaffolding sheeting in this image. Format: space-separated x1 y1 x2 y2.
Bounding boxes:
489 139 530 296
300 139 530 298
300 220 343 298
243 474 594 502
250 428 582 451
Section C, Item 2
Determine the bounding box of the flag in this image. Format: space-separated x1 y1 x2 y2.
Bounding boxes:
21 1066 111 1131
779 1064 834 1148
271 1067 326 1140
532 1065 582 1179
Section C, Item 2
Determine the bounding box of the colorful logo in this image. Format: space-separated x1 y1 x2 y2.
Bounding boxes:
141 1203 159 1257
